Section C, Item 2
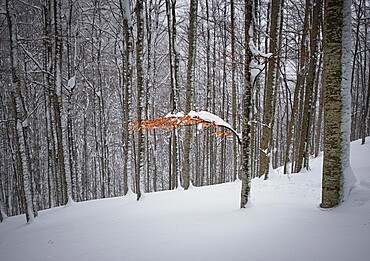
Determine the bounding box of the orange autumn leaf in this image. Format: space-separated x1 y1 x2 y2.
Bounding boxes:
130 114 222 133
212 131 230 136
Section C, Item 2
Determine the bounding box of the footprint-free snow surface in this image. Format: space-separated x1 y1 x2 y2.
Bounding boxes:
1 138 370 261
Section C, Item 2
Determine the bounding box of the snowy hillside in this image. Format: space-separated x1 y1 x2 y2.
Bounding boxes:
1 138 370 261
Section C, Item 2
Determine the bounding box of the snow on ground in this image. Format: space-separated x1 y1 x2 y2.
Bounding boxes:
1 138 370 261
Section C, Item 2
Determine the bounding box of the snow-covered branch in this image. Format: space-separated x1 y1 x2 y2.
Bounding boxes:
132 110 241 145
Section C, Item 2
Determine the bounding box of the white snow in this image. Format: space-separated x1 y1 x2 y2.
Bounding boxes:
56 63 61 97
67 76 76 90
340 0 356 200
188 110 232 129
187 111 241 142
249 40 273 59
165 110 240 141
1 138 370 260
165 111 184 118
250 63 265 82
165 111 230 127
174 43 180 55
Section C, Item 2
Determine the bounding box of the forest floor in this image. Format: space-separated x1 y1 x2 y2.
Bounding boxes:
1 138 370 261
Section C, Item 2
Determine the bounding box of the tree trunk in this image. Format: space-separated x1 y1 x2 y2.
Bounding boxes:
135 0 145 200
183 0 198 190
361 19 370 145
259 0 281 179
241 0 253 208
230 0 238 181
166 0 180 189
53 0 69 204
120 0 133 196
321 0 356 208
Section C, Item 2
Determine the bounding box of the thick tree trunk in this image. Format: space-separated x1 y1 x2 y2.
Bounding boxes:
321 0 356 208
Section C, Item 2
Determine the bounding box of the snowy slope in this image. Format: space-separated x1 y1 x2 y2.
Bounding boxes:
1 138 370 261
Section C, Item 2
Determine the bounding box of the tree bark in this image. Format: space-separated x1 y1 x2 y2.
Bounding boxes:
135 0 145 200
241 0 253 208
120 0 133 196
259 0 281 179
321 0 355 208
183 0 198 190
231 0 238 181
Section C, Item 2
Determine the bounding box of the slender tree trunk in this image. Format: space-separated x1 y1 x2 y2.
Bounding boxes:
135 0 145 200
350 0 362 141
231 0 238 181
361 10 369 145
310 50 323 157
259 0 281 179
361 62 370 144
0 194 7 222
220 6 227 183
166 0 180 189
153 128 158 191
172 0 180 188
120 0 133 196
166 0 175 189
292 0 311 173
270 0 284 170
241 0 253 208
183 0 198 190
